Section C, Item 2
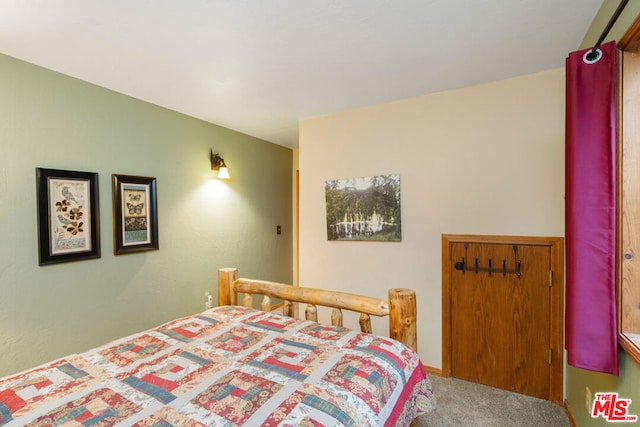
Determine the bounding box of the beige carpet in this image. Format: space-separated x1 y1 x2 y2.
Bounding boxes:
415 375 570 427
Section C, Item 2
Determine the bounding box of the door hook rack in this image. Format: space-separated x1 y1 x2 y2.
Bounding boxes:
454 257 521 277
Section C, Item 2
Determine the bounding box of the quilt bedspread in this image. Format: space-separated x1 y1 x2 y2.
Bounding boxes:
0 306 435 426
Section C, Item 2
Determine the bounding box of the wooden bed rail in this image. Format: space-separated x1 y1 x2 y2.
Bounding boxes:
218 267 417 352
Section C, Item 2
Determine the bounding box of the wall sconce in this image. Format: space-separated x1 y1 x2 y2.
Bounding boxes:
210 149 230 179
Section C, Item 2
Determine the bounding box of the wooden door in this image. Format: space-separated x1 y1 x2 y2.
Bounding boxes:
442 235 564 403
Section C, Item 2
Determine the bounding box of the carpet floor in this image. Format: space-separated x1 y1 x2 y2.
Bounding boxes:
415 375 571 427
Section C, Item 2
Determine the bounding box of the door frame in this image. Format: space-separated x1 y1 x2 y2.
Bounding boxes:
441 234 564 405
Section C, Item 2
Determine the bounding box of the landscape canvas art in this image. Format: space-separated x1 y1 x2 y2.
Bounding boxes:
325 174 402 241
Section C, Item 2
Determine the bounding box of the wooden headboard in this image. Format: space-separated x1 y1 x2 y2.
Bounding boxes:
218 267 418 352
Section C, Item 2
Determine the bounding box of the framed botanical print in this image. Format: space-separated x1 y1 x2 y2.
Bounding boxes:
112 174 159 255
36 168 101 265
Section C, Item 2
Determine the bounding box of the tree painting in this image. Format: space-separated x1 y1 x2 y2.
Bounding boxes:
325 174 401 241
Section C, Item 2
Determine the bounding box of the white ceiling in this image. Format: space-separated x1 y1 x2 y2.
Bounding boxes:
0 1 604 149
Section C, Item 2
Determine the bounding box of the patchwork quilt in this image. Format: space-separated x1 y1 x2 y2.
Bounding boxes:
0 306 436 426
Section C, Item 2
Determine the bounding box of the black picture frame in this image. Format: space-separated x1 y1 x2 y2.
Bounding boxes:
36 168 101 265
112 174 159 255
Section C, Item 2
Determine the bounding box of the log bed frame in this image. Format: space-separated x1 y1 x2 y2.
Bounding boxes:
218 268 418 352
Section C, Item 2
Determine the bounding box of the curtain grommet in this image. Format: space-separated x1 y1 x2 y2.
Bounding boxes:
583 48 603 64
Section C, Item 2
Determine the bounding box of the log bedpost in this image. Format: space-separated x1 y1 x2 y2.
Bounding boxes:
305 304 318 322
331 307 343 327
218 268 238 306
243 293 253 308
261 295 272 312
283 300 294 317
389 288 417 352
359 313 372 334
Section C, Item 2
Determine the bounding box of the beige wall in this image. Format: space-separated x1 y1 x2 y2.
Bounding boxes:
299 68 565 368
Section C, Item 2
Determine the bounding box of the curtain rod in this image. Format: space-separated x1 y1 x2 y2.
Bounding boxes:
586 0 630 61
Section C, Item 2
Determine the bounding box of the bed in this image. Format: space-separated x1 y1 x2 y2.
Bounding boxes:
0 268 435 426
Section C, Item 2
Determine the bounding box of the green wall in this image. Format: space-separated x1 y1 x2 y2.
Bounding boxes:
568 356 640 425
567 1 640 425
0 53 292 377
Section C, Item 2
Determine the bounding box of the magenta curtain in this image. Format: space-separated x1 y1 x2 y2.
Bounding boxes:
565 40 618 375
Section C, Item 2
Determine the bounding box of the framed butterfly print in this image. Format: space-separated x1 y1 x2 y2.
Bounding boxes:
36 168 101 265
112 174 159 255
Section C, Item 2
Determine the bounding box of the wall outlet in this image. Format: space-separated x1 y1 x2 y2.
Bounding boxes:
205 292 213 310
586 386 592 413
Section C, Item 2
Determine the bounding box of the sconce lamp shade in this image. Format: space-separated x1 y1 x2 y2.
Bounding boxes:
217 166 230 179
210 149 230 179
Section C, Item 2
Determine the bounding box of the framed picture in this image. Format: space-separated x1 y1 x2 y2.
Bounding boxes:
325 173 402 242
112 174 159 255
36 168 101 265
